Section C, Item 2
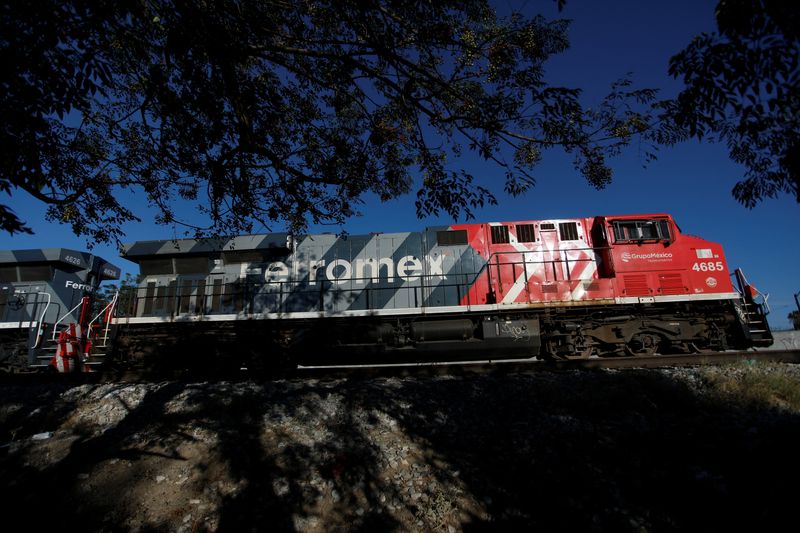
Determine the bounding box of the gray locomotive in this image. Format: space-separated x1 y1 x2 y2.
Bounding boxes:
0 248 120 370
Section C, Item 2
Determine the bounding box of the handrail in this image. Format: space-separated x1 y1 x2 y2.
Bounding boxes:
88 291 119 346
103 291 119 342
732 268 771 315
32 291 51 349
469 247 599 302
51 300 85 341
121 246 604 318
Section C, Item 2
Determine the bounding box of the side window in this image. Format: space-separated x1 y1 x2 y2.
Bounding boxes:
613 222 629 241
656 220 671 240
516 224 536 243
612 220 671 242
490 226 510 244
559 222 579 241
437 230 468 246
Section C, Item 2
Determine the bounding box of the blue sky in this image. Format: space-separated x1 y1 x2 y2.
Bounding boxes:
2 0 798 329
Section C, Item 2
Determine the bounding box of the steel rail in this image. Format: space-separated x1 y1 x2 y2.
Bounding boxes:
3 349 798 384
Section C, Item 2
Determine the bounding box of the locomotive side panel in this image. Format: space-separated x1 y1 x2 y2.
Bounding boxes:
460 218 614 307
126 230 493 319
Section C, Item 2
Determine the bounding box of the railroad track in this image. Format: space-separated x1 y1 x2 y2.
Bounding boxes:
2 349 798 385
294 349 800 381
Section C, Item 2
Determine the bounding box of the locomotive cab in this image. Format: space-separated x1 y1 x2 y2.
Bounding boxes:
594 214 738 299
592 214 676 278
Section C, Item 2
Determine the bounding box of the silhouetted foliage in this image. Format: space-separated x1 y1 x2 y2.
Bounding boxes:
1 0 657 243
95 273 138 315
658 0 800 207
789 310 800 330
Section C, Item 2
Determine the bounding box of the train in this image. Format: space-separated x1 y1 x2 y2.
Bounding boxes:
0 213 773 372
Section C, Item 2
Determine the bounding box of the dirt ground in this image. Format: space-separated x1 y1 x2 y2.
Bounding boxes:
1 362 799 532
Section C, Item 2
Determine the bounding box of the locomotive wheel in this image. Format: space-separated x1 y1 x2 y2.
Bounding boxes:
541 343 594 360
625 333 662 356
562 345 594 360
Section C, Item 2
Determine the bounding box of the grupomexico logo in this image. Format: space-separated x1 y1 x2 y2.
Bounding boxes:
620 251 673 263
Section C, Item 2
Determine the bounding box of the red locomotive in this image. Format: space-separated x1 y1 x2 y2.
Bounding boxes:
112 212 773 366
0 212 774 371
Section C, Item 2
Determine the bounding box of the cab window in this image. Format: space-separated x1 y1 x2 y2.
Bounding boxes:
612 219 671 243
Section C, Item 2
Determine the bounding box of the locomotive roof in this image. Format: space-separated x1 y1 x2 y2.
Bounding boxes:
0 248 121 279
121 227 454 261
121 225 461 261
121 214 680 262
121 233 291 262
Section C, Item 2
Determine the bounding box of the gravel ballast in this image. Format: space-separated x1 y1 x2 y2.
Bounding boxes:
2 362 799 532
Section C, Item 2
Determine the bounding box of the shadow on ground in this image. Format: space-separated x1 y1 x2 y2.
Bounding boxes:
1 368 798 531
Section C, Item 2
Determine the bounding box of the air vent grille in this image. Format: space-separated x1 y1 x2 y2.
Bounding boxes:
659 273 686 295
623 274 650 296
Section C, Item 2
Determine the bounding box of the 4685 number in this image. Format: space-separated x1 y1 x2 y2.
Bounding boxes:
692 261 724 272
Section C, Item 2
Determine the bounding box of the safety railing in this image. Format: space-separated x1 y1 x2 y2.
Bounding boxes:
482 248 598 302
732 268 771 314
51 300 86 341
117 276 478 317
87 291 119 347
32 292 51 349
116 247 604 319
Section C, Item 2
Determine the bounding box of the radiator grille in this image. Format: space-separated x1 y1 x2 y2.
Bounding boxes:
659 273 686 295
623 274 650 296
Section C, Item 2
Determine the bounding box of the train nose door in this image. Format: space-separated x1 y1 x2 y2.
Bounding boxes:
540 221 592 301
484 224 520 304
538 223 561 291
